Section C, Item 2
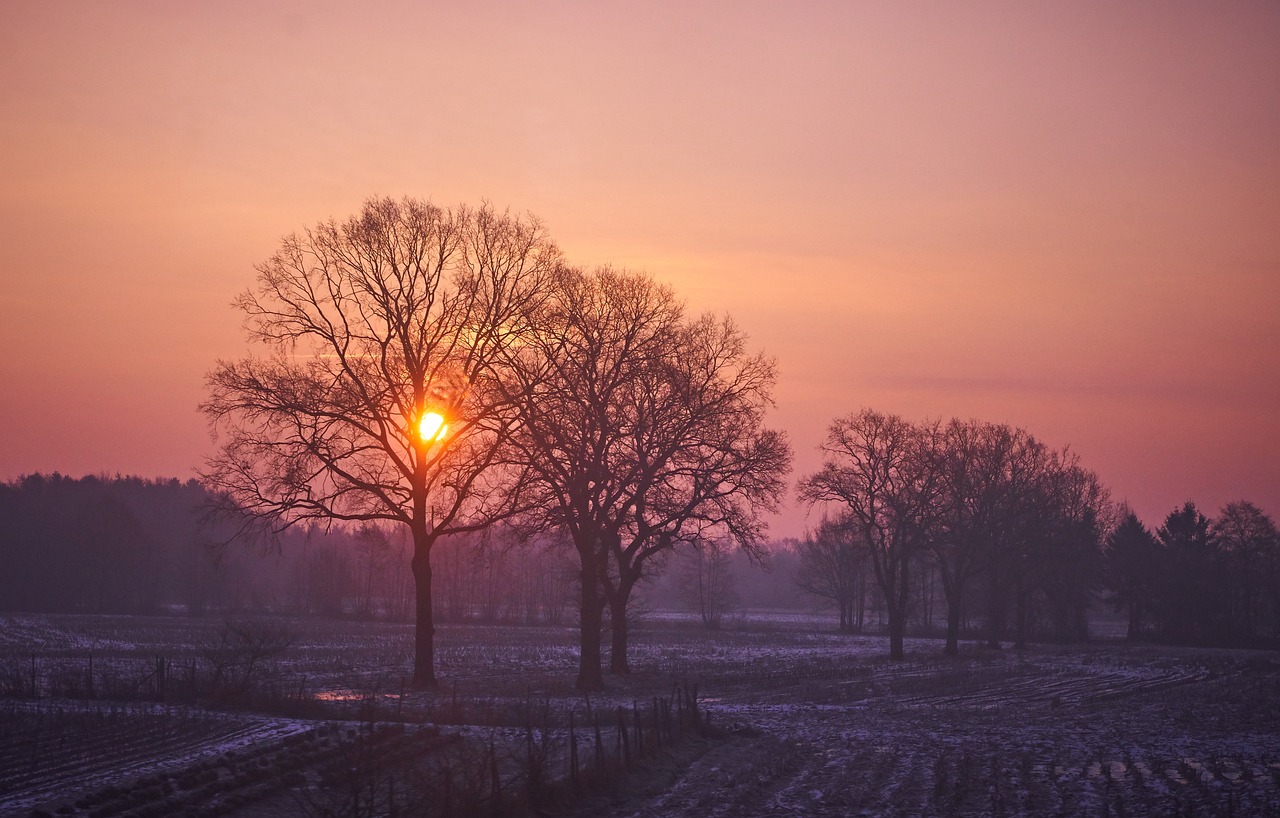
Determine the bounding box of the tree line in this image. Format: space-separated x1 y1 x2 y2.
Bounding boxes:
792 411 1280 653
3 470 1275 657
0 473 792 624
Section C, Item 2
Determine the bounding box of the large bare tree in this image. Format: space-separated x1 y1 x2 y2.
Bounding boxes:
500 267 680 690
601 311 790 674
201 196 559 687
504 267 789 688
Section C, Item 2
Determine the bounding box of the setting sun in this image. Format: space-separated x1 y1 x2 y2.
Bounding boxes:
417 410 447 443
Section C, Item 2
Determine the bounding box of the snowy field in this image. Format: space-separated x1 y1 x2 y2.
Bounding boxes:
1 612 1278 816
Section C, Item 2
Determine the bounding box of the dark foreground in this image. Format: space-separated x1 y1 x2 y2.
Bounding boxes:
1 613 1278 817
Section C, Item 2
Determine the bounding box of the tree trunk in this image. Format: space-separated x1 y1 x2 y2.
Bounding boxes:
888 608 906 660
577 558 605 691
887 563 910 660
609 592 630 675
986 576 1005 649
1127 599 1141 640
945 592 962 656
1014 588 1029 649
410 536 437 689
855 576 865 633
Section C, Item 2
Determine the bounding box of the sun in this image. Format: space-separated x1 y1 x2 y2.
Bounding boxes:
417 411 448 442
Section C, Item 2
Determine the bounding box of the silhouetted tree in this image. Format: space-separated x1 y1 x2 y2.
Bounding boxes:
1034 453 1109 644
799 410 943 660
201 196 559 687
1105 510 1160 639
1211 501 1280 641
794 516 869 632
675 538 738 628
600 310 790 673
931 421 1044 654
504 267 789 688
1154 502 1219 643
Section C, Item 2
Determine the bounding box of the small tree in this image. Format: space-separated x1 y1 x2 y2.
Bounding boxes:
676 539 739 628
794 516 868 632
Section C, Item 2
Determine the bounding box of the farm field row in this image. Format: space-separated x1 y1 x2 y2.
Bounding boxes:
0 612 1277 817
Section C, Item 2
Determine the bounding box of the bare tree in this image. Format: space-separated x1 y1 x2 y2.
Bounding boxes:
799 410 943 660
932 421 1017 654
931 421 1070 653
504 267 789 688
500 267 682 690
201 196 559 687
676 538 739 628
601 311 790 673
1212 501 1280 639
794 516 869 633
1032 452 1110 645
353 521 392 618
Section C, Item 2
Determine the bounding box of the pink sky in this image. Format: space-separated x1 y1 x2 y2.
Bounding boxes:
2 1 1277 538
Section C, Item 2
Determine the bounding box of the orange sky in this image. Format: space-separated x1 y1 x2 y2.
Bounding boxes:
2 1 1277 538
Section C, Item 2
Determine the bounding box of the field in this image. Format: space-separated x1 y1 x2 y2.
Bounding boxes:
2 612 1278 817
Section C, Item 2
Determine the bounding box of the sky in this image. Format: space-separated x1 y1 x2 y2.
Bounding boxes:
2 1 1278 539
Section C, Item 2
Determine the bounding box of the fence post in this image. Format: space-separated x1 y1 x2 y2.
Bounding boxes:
594 715 604 774
633 701 644 758
489 738 502 817
569 711 580 789
652 697 662 750
617 705 630 767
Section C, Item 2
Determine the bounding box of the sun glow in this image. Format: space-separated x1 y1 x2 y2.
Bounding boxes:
417 411 448 442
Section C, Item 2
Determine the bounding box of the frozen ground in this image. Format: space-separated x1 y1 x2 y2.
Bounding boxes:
1 612 1278 817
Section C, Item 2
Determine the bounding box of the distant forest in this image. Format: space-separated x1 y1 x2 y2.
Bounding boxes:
1 474 1277 648
0 474 796 625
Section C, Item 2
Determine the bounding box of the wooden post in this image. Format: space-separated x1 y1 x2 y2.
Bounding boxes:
633 701 644 758
617 705 630 767
489 738 502 816
652 697 662 750
594 715 604 772
569 711 580 788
